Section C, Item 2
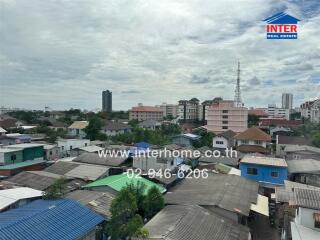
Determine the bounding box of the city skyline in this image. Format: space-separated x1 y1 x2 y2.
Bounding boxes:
1 0 320 110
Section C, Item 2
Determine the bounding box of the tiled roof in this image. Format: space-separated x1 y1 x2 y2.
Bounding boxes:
165 174 259 216
294 188 320 210
103 121 131 131
240 155 287 167
234 127 271 141
0 199 104 240
83 173 166 194
130 106 163 112
68 121 88 129
144 205 249 240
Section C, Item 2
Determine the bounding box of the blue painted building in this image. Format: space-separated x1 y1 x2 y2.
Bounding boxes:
240 155 288 186
0 199 104 240
171 133 201 146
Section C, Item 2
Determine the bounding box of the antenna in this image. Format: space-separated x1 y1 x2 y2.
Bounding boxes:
234 61 242 107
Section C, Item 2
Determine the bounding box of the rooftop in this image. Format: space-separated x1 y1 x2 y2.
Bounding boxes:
0 160 45 170
287 159 320 174
103 121 131 131
164 174 259 216
240 155 288 168
79 145 104 153
6 143 44 149
0 199 104 240
130 106 163 112
293 188 320 210
64 164 109 181
68 121 88 129
277 135 312 146
234 127 271 141
217 130 237 140
143 205 249 240
83 173 166 194
73 152 128 166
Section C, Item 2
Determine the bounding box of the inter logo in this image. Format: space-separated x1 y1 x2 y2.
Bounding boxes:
263 12 300 39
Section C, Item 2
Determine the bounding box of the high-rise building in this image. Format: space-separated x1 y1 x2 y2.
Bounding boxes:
157 103 179 118
267 104 290 120
178 98 200 122
102 90 112 112
129 103 163 121
282 93 293 109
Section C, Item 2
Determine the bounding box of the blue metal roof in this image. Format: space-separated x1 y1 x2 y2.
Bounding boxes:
0 199 104 240
134 141 151 149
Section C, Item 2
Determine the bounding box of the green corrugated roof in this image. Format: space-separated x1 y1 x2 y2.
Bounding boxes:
83 173 166 194
0 159 45 170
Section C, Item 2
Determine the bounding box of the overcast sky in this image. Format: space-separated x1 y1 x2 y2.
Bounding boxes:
0 0 319 111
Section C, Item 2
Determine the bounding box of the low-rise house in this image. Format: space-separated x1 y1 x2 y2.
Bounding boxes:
282 145 320 160
0 160 46 177
67 121 88 139
0 128 6 136
287 159 320 187
164 174 261 223
43 144 60 161
0 135 17 146
138 119 161 130
48 120 68 131
0 199 104 240
0 148 23 165
212 130 236 149
142 205 250 240
276 135 313 157
6 143 44 161
234 126 271 154
198 154 240 167
57 138 90 157
66 189 115 218
171 133 201 146
72 145 104 156
101 120 132 136
240 155 288 186
0 187 43 212
83 173 166 195
5 133 32 143
259 118 303 128
73 152 128 168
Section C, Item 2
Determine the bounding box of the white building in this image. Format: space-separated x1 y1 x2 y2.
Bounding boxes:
282 93 293 110
267 104 290 120
57 138 90 157
158 103 178 118
300 99 320 123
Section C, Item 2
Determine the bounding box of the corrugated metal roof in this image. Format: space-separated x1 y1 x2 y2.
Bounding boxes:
65 164 109 181
0 199 104 240
79 145 104 153
83 173 166 194
240 155 287 167
68 121 88 129
0 187 43 210
287 159 320 174
0 160 45 170
293 188 320 210
73 152 127 166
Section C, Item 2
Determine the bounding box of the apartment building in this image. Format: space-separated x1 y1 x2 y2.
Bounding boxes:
178 98 200 122
206 100 248 134
158 103 178 118
300 99 320 123
282 93 293 109
129 104 163 121
267 104 290 120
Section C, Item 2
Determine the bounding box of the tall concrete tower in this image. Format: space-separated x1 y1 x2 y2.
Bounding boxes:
102 90 112 112
234 61 242 107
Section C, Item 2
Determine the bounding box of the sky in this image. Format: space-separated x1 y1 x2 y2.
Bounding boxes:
0 0 320 111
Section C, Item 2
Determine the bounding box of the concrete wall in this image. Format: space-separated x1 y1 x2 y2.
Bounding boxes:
212 136 229 149
297 207 320 231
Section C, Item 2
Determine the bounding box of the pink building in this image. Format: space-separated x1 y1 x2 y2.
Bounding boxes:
206 100 248 134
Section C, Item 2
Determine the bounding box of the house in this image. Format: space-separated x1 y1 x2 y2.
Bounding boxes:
287 159 320 187
6 171 85 192
259 118 303 128
300 98 320 123
57 138 90 157
101 120 132 136
212 130 236 149
73 152 128 168
0 199 104 240
66 189 115 218
281 145 320 160
0 128 6 136
270 127 293 137
234 126 271 154
142 205 250 240
83 173 166 195
129 104 163 121
67 121 88 139
0 160 47 177
0 148 23 165
138 119 161 130
240 155 288 186
164 174 260 223
43 144 60 161
171 133 201 146
6 143 44 161
48 120 68 131
0 187 43 212
5 133 32 143
276 135 313 157
0 135 17 146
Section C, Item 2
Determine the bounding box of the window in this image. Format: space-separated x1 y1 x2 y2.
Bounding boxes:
247 168 258 175
85 143 88 146
222 110 228 113
222 126 228 129
241 140 249 144
314 213 320 228
11 154 16 161
70 146 73 150
255 140 262 145
49 151 53 156
216 141 224 145
222 121 228 124
271 172 278 178
222 115 228 119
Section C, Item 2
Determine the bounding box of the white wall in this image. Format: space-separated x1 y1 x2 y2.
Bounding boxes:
212 136 229 149
297 207 320 231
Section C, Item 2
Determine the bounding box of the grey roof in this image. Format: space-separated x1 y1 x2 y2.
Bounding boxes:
143 205 249 240
294 188 320 210
218 130 237 140
287 159 320 174
6 171 84 191
45 161 80 175
198 156 239 167
66 190 115 217
103 121 131 131
164 174 259 216
138 119 161 128
73 152 127 167
278 136 312 145
64 164 109 181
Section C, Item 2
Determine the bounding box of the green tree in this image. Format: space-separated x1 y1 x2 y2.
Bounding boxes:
312 132 320 147
84 116 103 140
144 186 164 218
107 186 147 239
43 178 66 200
192 129 215 148
248 114 260 126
